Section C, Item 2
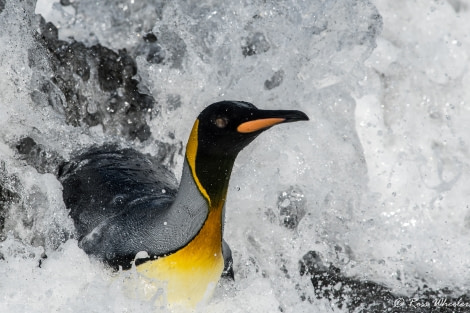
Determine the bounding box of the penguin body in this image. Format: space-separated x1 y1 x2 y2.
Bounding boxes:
60 146 214 269
59 101 308 307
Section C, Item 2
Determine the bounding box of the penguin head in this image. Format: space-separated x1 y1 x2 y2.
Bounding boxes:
195 101 309 157
184 100 309 204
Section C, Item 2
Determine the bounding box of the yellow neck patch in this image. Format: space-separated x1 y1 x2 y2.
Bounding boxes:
185 119 211 207
136 207 224 308
136 118 226 308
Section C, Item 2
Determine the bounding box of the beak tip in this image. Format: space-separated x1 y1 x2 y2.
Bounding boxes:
289 110 309 122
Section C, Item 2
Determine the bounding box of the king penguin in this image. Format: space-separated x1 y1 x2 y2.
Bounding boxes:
59 100 308 308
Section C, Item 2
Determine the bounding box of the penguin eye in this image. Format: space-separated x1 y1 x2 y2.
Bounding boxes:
214 117 229 128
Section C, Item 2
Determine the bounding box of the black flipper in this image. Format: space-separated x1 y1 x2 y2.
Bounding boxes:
221 239 234 280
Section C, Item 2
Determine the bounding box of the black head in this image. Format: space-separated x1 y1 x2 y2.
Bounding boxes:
185 100 309 204
195 101 309 157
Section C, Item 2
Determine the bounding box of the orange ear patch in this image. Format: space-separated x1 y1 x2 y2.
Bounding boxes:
237 118 286 133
